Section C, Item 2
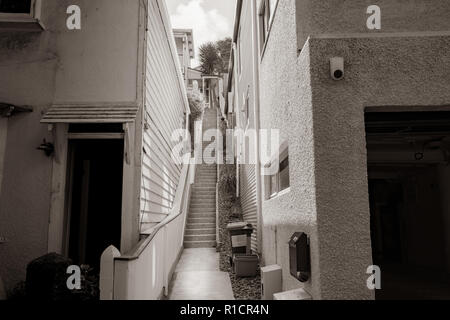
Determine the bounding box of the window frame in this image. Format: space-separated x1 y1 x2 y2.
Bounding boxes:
258 0 279 59
264 141 290 200
237 26 242 76
0 0 43 29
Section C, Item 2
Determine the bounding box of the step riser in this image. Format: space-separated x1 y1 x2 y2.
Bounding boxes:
186 223 215 229
184 241 216 248
190 204 216 208
190 204 216 207
189 215 216 220
188 218 216 224
185 228 216 235
184 235 216 242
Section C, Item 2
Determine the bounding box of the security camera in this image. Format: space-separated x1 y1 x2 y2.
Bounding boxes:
330 57 344 80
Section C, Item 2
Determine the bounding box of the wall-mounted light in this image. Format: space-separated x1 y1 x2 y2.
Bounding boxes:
37 139 54 157
0 103 33 117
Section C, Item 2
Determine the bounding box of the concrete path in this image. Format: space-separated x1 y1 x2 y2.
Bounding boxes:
168 248 235 300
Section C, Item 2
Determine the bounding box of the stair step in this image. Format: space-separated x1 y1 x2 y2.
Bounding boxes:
190 195 216 199
190 197 216 201
185 228 216 235
184 241 216 248
189 208 216 211
184 234 216 242
192 187 216 190
190 196 216 199
190 208 215 212
189 214 216 218
190 203 216 207
188 217 215 224
186 222 216 229
190 205 216 208
189 213 216 218
190 201 216 205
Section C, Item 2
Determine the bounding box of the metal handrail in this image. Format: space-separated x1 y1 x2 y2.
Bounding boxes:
116 160 192 261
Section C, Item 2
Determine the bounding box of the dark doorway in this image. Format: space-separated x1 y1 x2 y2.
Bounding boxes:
66 139 123 270
366 111 450 300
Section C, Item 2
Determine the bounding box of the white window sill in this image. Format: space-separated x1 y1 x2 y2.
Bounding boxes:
267 187 291 201
0 14 44 31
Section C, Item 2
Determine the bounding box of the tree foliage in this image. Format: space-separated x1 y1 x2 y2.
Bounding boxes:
199 37 232 75
199 42 221 75
216 37 232 74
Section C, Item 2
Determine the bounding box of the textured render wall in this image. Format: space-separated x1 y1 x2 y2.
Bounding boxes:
236 0 260 252
0 0 141 292
296 0 450 50
261 0 450 300
259 0 321 299
0 32 56 291
308 35 450 300
52 0 140 103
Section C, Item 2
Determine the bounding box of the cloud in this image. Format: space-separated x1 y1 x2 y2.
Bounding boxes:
170 0 231 66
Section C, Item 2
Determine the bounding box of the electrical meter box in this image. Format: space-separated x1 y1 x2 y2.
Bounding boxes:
289 232 311 283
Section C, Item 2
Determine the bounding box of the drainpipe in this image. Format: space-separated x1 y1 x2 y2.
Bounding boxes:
251 0 263 256
0 118 7 196
232 43 240 199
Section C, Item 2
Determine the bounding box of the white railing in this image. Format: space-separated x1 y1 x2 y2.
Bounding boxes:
100 158 194 300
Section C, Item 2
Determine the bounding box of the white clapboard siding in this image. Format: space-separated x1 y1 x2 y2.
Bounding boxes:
141 0 187 228
240 164 258 253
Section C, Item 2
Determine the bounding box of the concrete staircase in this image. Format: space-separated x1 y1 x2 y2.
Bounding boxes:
184 107 218 248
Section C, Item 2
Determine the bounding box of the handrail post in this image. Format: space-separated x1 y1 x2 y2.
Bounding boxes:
100 245 121 300
216 182 219 249
163 225 169 297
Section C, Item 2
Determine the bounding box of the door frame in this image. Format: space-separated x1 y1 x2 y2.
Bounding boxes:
47 123 139 255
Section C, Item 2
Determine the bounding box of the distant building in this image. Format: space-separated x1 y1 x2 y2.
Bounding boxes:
173 29 195 86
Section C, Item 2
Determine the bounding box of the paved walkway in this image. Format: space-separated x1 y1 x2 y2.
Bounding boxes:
168 248 235 300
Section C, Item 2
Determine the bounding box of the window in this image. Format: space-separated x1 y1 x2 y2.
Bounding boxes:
265 143 290 200
0 0 42 29
259 0 270 45
237 27 242 75
0 0 31 13
241 89 250 129
245 93 250 126
258 0 278 53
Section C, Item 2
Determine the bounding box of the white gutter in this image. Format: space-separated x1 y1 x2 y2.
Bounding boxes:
250 0 263 255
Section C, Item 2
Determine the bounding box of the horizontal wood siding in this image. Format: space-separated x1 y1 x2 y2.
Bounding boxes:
141 0 186 228
240 164 258 253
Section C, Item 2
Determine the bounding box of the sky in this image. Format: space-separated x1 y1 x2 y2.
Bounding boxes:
166 0 237 66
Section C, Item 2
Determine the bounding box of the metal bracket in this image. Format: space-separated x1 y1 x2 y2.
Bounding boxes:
123 123 131 165
0 103 33 118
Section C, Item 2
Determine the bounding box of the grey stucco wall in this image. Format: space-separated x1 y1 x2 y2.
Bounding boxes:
0 29 57 293
296 0 450 50
260 0 450 300
259 0 321 299
0 0 141 292
309 34 450 299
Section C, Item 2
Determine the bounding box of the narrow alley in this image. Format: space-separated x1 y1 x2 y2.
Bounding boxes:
167 106 234 300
